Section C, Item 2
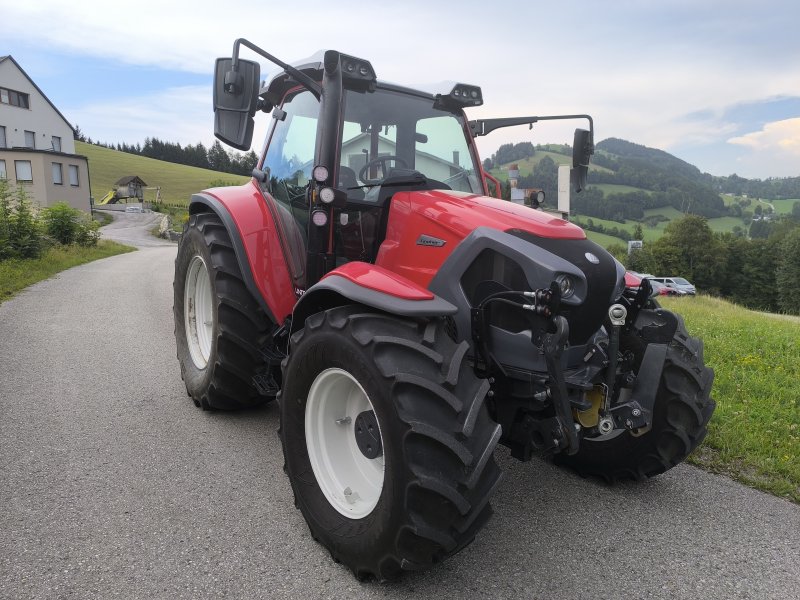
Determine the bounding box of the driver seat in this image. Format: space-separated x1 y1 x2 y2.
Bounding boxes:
337 165 364 201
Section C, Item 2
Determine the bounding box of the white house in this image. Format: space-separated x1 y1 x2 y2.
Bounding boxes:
0 55 91 211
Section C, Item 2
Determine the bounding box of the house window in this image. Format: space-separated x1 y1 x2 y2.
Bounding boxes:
0 160 6 180
24 130 35 149
15 160 33 183
52 136 62 152
52 162 63 185
68 164 79 186
0 126 6 148
0 87 30 109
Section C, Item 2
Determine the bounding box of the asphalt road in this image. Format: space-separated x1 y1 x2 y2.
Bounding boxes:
1 213 798 599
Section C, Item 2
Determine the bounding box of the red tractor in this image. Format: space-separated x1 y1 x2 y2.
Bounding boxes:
174 40 715 581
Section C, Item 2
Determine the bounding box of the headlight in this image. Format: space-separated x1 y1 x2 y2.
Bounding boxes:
319 187 335 204
312 165 329 183
311 209 328 227
555 274 575 299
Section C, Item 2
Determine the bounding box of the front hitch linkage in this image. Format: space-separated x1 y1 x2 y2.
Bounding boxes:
542 316 580 455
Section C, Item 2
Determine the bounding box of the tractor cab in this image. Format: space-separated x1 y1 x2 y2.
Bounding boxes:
256 77 484 283
212 41 592 292
215 45 486 291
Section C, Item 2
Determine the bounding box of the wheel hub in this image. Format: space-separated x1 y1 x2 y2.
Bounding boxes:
354 410 383 459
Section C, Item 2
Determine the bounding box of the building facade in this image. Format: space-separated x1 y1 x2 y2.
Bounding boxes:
0 56 90 212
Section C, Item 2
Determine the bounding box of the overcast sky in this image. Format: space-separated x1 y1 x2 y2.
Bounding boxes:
4 0 799 179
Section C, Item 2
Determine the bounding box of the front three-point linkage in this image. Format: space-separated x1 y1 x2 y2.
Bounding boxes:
470 283 579 454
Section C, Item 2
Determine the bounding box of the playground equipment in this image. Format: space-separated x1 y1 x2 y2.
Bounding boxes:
96 175 148 205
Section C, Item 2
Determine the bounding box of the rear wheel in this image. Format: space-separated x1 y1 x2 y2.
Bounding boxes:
556 315 715 480
280 306 503 581
173 212 274 410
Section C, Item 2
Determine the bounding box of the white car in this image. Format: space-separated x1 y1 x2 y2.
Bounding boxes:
650 277 696 295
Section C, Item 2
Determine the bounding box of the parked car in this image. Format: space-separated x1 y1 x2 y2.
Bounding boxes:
650 277 696 295
624 273 684 297
647 279 686 297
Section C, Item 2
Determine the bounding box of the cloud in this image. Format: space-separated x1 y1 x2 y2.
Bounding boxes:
727 118 800 177
5 1 800 177
729 118 800 151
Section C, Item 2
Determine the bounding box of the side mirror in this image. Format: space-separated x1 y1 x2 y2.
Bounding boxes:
529 189 545 209
213 58 260 151
571 128 594 192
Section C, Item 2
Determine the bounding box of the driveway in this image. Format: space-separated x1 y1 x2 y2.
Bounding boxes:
1 213 798 599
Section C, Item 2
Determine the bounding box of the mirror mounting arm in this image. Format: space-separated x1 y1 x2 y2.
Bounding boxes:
231 38 322 97
469 114 593 141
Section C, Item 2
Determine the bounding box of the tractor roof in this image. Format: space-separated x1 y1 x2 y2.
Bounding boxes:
261 51 438 108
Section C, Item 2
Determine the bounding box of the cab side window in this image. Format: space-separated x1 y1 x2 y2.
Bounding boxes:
264 91 320 209
262 90 320 289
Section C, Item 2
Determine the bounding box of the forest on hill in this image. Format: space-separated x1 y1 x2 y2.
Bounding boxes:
484 138 800 239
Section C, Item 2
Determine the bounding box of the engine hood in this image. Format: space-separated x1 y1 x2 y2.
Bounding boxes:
401 189 586 240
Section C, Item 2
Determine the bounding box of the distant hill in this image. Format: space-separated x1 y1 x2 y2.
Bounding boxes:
594 138 706 185
486 138 799 248
77 141 249 205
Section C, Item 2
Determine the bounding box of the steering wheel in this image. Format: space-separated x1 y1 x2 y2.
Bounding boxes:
358 155 409 185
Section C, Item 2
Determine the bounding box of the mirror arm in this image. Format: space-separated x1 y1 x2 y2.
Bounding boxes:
232 38 322 97
470 114 593 140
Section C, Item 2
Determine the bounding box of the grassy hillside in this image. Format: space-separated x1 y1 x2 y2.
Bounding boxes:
661 295 799 502
489 150 613 183
772 198 799 214
77 141 249 205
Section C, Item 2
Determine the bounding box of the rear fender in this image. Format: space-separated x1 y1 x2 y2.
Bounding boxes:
189 188 295 324
290 262 456 334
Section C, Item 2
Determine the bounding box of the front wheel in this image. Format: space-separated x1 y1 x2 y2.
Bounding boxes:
280 306 502 581
556 314 715 480
173 212 274 410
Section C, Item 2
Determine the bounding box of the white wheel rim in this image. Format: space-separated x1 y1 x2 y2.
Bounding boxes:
184 255 213 370
305 368 385 519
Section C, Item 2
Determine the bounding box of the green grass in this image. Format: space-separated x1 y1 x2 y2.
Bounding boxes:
591 183 649 196
490 150 613 182
661 295 800 502
772 198 798 215
0 241 136 304
92 211 114 226
584 230 627 247
571 215 667 243
77 141 249 205
707 216 748 234
642 206 685 221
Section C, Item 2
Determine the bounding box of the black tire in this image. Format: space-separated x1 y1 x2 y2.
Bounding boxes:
173 212 273 410
280 306 503 581
555 315 715 480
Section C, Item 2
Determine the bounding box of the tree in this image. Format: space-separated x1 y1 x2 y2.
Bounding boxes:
632 223 644 240
207 140 232 172
531 156 558 203
7 186 41 259
482 158 493 172
649 215 725 293
776 228 800 314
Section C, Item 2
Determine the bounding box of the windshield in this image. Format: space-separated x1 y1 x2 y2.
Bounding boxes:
338 87 481 197
672 277 691 285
